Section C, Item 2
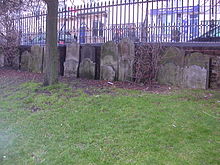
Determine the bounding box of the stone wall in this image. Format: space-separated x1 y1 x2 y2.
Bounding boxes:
158 47 212 89
16 43 220 89
184 49 220 89
19 45 65 76
19 45 44 73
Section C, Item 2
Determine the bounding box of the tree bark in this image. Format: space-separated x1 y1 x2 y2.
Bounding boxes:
43 0 58 86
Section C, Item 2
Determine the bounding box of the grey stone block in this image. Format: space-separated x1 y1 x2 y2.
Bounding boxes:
29 45 43 73
20 51 31 71
100 41 118 81
64 42 80 77
79 58 95 79
118 38 135 81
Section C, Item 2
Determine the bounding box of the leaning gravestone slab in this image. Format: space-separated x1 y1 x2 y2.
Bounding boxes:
13 55 20 69
64 42 80 77
11 49 20 69
66 42 80 61
183 52 210 89
100 41 118 81
79 58 95 79
158 48 210 89
101 65 115 81
0 50 4 67
118 38 135 81
29 45 43 73
158 62 182 86
157 47 185 86
64 59 78 77
79 45 96 79
20 51 31 71
81 44 96 63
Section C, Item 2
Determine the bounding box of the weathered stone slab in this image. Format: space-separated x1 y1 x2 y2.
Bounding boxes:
64 59 78 77
11 49 20 69
158 48 210 89
118 38 135 81
29 45 43 73
79 58 95 79
183 52 210 89
183 65 208 89
81 44 96 63
157 47 185 86
100 41 118 81
66 42 80 61
64 42 80 77
100 65 115 81
158 63 183 86
79 45 96 79
20 51 31 71
12 55 20 69
160 47 185 67
0 50 4 67
185 52 210 68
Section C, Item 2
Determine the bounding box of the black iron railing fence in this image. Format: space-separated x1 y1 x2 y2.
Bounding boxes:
14 0 220 45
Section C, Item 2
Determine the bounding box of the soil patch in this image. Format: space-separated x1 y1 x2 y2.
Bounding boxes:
0 68 174 95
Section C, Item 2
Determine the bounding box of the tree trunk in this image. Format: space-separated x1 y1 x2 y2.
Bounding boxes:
43 0 58 86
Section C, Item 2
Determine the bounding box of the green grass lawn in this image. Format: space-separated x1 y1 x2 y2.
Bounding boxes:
0 82 219 165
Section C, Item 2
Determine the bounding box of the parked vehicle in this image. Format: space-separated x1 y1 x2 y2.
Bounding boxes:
191 26 220 42
112 29 139 43
21 31 77 45
20 34 33 45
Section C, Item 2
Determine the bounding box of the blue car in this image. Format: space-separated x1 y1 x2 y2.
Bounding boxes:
23 31 77 45
191 26 220 42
